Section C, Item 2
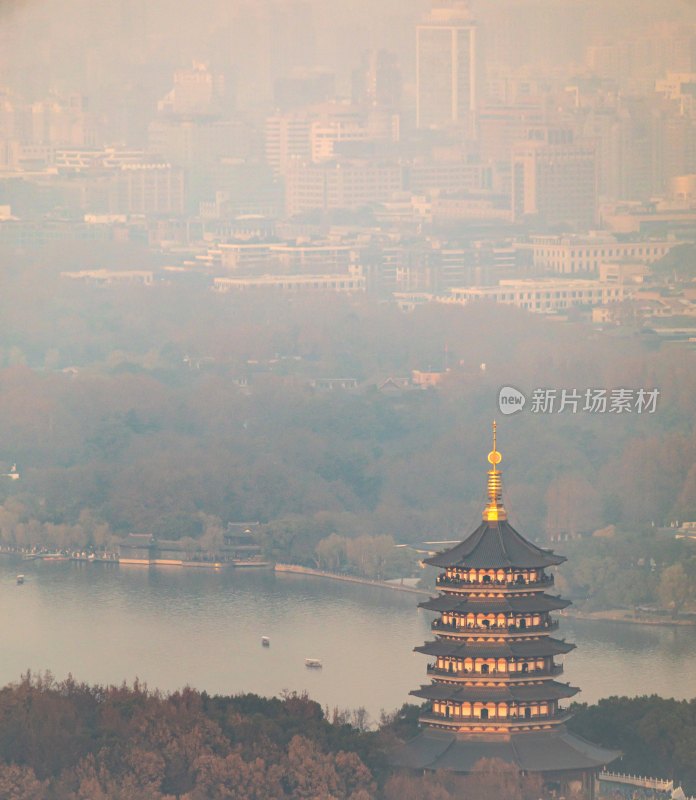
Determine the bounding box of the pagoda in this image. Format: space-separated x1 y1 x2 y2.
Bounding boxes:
392 423 618 798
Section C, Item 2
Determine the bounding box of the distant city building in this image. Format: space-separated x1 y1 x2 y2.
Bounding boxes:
215 243 274 272
477 105 549 166
285 158 402 215
107 163 185 215
585 27 696 91
512 130 597 229
351 50 403 109
265 104 399 176
309 378 359 391
416 1 477 132
443 278 630 312
601 202 696 236
403 156 489 195
430 193 511 224
44 158 185 216
527 234 674 274
265 112 314 176
412 369 447 387
214 269 365 293
157 62 225 115
0 91 100 148
310 105 373 163
148 117 254 172
670 174 696 204
118 528 267 567
61 269 154 286
269 242 357 273
274 68 335 111
598 261 649 285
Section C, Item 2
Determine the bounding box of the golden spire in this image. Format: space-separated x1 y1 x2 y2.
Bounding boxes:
483 420 507 522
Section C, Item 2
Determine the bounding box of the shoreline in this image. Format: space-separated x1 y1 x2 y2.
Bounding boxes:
5 550 694 627
1 549 271 571
274 563 431 595
563 609 696 627
275 565 696 626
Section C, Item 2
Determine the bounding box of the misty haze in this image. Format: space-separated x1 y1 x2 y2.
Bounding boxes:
0 0 695 798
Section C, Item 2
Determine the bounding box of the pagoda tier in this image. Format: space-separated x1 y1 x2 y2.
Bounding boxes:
413 681 579 702
391 424 619 791
416 637 575 658
420 594 571 614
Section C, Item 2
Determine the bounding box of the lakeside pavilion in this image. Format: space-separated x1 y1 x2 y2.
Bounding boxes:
391 423 619 798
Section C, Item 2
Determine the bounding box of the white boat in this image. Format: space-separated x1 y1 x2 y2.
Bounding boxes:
16 574 24 585
304 658 322 668
261 636 270 647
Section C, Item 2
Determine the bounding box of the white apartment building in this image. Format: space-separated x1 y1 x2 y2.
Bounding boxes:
214 269 365 293
443 278 631 312
529 234 674 274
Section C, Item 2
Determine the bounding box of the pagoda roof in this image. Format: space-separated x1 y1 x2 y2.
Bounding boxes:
411 680 579 703
420 594 570 614
390 727 620 773
424 519 565 570
416 638 575 658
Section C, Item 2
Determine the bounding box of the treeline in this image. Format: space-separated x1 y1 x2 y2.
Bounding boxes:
1 245 695 564
569 696 696 793
0 674 380 800
0 675 544 800
556 531 696 614
0 676 693 799
313 534 413 580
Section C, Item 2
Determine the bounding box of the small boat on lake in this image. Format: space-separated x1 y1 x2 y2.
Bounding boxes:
261 636 270 647
304 658 322 668
16 575 24 585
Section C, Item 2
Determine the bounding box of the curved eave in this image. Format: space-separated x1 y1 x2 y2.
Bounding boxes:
411 680 579 702
424 519 565 570
415 638 576 658
419 594 571 614
389 727 620 773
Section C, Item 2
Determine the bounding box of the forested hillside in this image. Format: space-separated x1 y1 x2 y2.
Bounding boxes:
1 245 695 565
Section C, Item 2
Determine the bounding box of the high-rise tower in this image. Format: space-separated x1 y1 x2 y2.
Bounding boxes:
392 424 618 798
416 0 477 132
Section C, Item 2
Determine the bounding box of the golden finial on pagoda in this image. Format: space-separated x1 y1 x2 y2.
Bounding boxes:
483 420 507 522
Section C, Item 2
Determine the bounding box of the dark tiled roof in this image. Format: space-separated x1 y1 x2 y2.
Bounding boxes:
419 594 570 614
390 728 620 773
425 519 565 569
411 680 579 702
415 638 575 658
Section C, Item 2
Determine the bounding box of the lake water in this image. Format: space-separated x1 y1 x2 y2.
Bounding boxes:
4 560 696 720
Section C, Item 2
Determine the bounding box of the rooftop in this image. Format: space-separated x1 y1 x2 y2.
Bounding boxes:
424 519 565 569
411 680 579 703
391 728 620 773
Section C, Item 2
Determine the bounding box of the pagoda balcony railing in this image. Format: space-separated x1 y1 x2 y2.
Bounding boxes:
426 663 563 678
421 709 570 725
435 574 554 589
432 619 559 634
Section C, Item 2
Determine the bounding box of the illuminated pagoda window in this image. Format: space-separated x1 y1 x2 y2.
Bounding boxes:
391 423 619 799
